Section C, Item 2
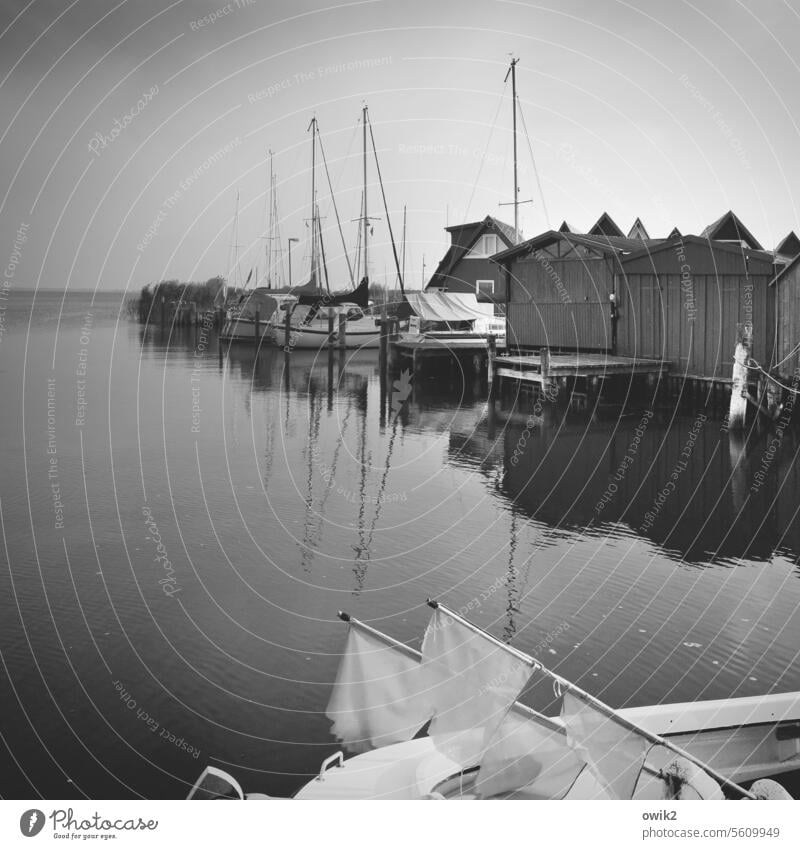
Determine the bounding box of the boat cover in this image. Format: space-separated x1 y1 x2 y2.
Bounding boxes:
235 289 279 320
295 277 370 309
404 292 495 323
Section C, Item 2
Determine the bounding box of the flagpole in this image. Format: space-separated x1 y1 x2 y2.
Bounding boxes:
336 608 664 785
337 611 422 662
428 601 756 800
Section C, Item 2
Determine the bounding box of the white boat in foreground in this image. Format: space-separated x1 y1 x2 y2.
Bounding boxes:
189 602 800 801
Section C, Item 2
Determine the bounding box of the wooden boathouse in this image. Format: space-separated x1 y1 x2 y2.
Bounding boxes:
771 253 800 384
424 215 519 304
491 211 782 404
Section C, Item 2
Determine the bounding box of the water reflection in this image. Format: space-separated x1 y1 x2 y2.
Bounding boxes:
495 402 800 566
4 294 800 800
143 321 800 577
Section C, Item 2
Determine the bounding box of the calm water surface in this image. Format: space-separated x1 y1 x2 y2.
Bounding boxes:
1 289 799 798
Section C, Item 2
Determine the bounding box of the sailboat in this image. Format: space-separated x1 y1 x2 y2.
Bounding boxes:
220 155 296 344
285 109 386 351
188 601 800 800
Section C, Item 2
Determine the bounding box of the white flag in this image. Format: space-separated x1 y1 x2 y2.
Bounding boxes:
561 691 649 799
421 607 531 767
326 622 430 753
476 705 591 799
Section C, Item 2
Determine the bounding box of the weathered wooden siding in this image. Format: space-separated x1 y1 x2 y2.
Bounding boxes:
776 261 800 380
507 302 611 349
616 273 773 377
438 257 506 302
507 255 615 350
618 241 775 378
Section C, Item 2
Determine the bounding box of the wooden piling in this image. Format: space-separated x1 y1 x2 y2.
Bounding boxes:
338 313 347 352
728 328 750 430
765 373 782 420
284 304 292 352
379 318 388 378
487 334 497 399
160 296 166 330
254 309 260 351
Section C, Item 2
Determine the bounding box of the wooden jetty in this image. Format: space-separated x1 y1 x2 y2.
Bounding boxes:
492 350 668 388
393 335 495 374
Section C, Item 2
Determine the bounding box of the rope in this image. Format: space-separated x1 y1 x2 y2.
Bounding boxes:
518 96 550 229
464 78 507 223
318 129 356 288
367 113 404 293
748 357 800 394
317 201 330 293
769 338 800 370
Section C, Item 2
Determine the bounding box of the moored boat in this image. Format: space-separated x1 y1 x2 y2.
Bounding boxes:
219 289 295 343
188 601 800 800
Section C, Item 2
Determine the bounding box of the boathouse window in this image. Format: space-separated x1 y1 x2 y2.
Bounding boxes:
476 279 495 296
467 234 501 258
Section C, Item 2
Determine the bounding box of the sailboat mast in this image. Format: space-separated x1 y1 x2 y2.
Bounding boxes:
309 117 319 286
509 57 519 241
362 104 368 283
266 150 273 288
233 190 241 289
401 204 407 289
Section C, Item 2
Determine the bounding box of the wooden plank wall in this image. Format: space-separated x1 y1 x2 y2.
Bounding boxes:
506 254 614 350
507 302 611 349
776 263 800 381
616 273 772 377
618 241 775 379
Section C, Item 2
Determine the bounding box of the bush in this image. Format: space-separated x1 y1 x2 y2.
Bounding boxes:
132 276 226 323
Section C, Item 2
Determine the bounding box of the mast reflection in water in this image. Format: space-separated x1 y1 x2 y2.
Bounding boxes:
1 290 799 799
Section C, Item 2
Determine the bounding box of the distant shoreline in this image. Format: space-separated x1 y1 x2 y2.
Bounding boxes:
7 287 133 294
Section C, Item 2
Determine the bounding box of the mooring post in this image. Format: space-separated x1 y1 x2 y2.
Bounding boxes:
728 324 750 430
540 346 550 381
160 296 166 331
327 309 335 366
487 334 497 400
284 304 292 352
765 372 782 420
379 318 388 380
541 346 556 396
338 313 347 352
254 309 260 352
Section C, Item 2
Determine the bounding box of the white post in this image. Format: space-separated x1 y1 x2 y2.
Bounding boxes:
728 327 750 430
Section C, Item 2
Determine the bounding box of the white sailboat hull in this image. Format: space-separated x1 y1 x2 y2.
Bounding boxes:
294 691 800 799
288 319 383 350
219 317 276 342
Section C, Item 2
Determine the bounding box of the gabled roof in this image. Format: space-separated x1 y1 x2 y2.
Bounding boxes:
588 212 624 238
492 229 663 263
770 251 800 286
627 217 650 240
445 215 520 245
426 215 518 289
558 220 575 233
668 227 682 238
775 230 800 258
622 233 776 268
701 210 763 251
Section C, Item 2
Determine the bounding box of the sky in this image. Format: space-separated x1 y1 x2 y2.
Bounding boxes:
1 0 800 293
